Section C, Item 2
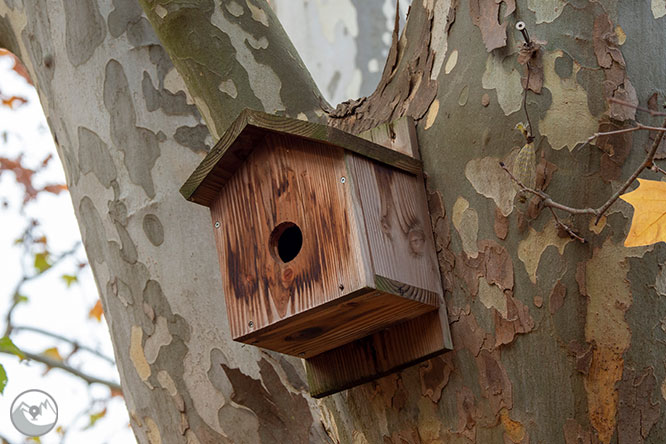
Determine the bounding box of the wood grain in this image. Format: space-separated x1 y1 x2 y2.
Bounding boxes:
181 109 422 206
209 133 371 343
346 153 443 299
358 116 420 160
305 305 453 397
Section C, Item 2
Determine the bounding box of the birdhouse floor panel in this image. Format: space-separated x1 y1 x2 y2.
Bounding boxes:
235 286 438 358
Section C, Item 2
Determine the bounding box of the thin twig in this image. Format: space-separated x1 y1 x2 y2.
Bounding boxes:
609 97 666 117
548 207 586 243
0 348 122 392
500 117 666 225
523 62 533 140
593 116 666 223
11 325 115 364
651 164 666 176
588 123 666 142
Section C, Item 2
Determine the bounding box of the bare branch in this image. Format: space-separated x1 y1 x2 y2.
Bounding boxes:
609 97 666 117
588 123 666 143
548 207 586 243
12 325 115 364
0 349 122 393
500 117 666 226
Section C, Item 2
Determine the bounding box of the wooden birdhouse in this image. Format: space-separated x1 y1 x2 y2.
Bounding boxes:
181 109 452 397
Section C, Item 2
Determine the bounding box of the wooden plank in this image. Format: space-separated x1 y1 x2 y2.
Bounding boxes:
181 109 423 206
358 116 420 160
305 304 452 398
237 288 437 358
346 153 443 297
209 133 371 342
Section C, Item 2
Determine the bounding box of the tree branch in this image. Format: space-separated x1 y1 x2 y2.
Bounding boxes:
0 349 122 392
11 325 115 364
500 116 666 227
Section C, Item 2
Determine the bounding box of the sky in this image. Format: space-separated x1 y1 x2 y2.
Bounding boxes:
0 55 135 444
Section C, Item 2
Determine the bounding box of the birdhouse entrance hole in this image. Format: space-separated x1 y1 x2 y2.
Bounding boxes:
270 222 303 263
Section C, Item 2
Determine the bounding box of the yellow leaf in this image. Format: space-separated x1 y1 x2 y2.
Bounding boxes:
89 299 104 322
619 179 666 247
42 347 63 362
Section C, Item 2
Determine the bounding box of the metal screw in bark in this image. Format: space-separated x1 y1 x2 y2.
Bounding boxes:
214 221 220 228
248 320 254 329
340 176 346 184
515 21 531 44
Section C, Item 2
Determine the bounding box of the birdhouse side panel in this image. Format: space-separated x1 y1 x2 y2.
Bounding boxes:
209 134 371 340
346 153 443 304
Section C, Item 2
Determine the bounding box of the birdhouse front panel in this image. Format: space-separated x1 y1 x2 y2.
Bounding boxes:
209 133 369 352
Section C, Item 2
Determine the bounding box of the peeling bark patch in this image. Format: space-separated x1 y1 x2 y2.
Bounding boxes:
499 408 526 443
494 207 509 240
218 79 238 98
527 0 567 24
593 14 638 122
563 419 594 444
144 316 173 363
479 277 507 318
469 0 515 52
174 125 210 154
465 156 517 216
103 60 160 198
63 0 106 66
427 189 455 291
453 387 479 441
130 325 152 385
477 349 512 415
108 0 144 38
548 280 566 315
142 71 199 117
78 197 107 264
617 367 661 442
456 240 514 298
219 358 311 443
518 219 572 284
595 121 632 182
653 0 666 18
481 53 523 116
584 239 649 442
144 417 163 444
419 354 454 403
246 0 269 27
494 294 534 346
78 126 117 188
327 3 438 133
424 99 439 130
143 214 164 246
444 49 458 74
539 51 598 151
452 197 479 258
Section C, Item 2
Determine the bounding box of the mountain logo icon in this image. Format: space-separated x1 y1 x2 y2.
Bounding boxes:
10 389 58 437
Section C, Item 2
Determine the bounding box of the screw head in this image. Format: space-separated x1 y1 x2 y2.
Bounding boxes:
248 320 254 328
214 221 220 228
516 21 526 31
340 176 346 184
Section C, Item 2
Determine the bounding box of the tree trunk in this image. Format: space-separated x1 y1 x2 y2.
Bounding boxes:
2 0 666 443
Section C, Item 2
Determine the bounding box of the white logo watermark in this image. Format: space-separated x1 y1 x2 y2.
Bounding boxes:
10 389 58 437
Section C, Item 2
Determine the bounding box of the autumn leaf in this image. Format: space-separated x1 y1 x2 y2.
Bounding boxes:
89 299 104 321
84 408 107 429
61 274 78 287
0 364 7 394
42 347 63 362
34 251 51 273
0 336 25 360
620 178 666 247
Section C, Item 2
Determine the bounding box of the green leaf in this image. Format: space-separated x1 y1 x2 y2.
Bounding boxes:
15 294 28 304
84 408 107 429
34 252 51 273
61 274 78 287
0 336 25 360
0 364 7 394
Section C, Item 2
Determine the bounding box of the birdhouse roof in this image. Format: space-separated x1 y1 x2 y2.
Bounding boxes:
180 109 422 206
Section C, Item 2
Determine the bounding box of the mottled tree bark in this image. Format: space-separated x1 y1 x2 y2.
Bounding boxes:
2 0 666 443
